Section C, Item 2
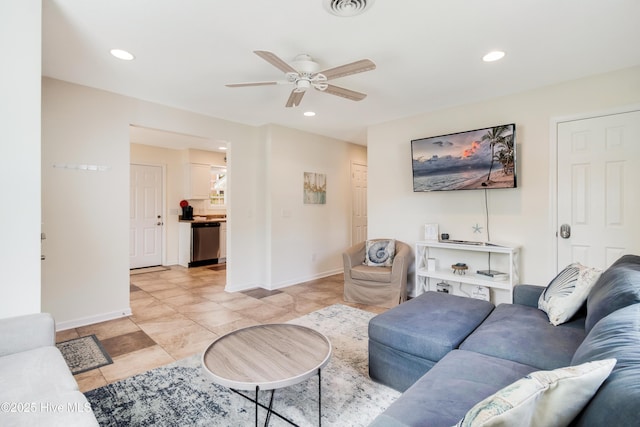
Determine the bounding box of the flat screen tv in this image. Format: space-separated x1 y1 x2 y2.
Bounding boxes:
411 123 516 192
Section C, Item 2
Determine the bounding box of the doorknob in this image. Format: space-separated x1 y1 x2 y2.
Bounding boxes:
560 224 571 239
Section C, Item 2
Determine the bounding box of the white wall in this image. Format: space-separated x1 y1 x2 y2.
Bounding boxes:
264 125 367 288
42 78 259 327
42 80 132 328
0 0 42 319
368 66 640 298
41 78 364 326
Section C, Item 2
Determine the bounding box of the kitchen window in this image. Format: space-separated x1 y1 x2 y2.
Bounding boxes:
209 166 226 207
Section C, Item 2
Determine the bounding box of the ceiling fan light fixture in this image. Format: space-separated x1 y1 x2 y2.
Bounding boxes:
324 0 375 17
296 79 312 91
227 50 375 108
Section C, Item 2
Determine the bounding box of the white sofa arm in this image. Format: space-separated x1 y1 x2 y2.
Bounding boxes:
0 313 56 357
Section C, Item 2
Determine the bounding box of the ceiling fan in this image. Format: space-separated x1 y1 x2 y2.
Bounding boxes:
226 50 376 108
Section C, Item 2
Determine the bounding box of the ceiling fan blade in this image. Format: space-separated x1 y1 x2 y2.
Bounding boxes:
322 84 367 101
285 90 305 108
318 59 376 81
225 81 280 88
254 50 297 74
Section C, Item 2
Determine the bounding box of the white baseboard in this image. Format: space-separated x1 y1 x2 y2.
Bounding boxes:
55 307 132 332
270 268 344 290
224 268 344 292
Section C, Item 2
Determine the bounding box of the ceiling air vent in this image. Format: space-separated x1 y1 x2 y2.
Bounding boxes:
323 0 375 17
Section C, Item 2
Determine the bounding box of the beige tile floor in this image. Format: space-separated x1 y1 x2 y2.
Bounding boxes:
55 265 387 393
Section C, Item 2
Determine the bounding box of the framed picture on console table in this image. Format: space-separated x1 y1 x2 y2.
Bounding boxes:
424 224 439 241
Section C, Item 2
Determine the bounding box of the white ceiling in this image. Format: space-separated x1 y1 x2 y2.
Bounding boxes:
43 1 640 146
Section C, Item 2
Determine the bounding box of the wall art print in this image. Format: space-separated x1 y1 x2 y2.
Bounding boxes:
303 172 326 204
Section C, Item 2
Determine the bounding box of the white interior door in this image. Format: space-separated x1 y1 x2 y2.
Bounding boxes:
557 110 640 270
130 164 163 268
351 162 368 245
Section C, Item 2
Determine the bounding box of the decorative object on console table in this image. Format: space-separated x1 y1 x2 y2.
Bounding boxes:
436 282 452 294
477 269 508 281
424 223 439 241
452 263 468 275
471 285 491 301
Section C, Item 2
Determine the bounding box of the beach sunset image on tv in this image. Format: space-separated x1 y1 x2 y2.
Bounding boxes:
411 124 516 192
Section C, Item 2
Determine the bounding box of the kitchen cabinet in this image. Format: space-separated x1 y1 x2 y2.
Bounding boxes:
185 163 210 199
220 222 227 261
178 222 191 267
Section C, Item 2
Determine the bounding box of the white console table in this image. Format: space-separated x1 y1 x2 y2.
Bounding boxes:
415 241 520 304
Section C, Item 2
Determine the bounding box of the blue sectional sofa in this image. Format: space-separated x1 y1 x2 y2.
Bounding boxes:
368 254 640 426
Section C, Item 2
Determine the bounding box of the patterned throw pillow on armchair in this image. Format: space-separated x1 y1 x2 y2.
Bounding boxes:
364 239 396 267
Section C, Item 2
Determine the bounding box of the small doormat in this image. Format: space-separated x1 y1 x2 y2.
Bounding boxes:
130 266 169 275
56 335 113 375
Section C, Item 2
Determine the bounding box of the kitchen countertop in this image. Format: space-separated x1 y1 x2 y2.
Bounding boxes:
179 216 226 223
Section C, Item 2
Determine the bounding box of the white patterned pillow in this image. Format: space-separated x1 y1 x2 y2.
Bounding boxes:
538 263 602 326
364 239 396 267
454 359 616 427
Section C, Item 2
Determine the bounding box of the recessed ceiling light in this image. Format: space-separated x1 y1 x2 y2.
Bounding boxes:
218 146 228 150
304 111 316 117
482 50 505 62
110 49 135 61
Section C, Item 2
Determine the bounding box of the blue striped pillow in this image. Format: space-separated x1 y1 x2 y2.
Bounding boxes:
538 263 602 325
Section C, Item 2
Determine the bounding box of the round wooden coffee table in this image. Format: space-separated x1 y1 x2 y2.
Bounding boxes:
202 323 332 426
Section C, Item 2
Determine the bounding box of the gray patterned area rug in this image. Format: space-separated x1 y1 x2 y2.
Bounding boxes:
85 304 400 426
57 334 113 374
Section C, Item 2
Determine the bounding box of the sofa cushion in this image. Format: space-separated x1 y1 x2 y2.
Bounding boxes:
369 292 494 363
512 284 545 308
0 346 80 397
365 239 396 267
455 359 615 427
460 303 586 370
0 346 98 426
585 254 640 333
570 304 640 427
351 264 392 282
368 339 437 392
0 313 56 356
538 262 602 326
369 350 537 427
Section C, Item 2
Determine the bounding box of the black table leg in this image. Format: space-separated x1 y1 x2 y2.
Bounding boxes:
318 368 322 427
233 376 322 427
255 386 259 427
264 389 275 427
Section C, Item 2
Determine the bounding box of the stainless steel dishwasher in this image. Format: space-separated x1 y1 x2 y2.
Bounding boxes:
190 222 221 267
